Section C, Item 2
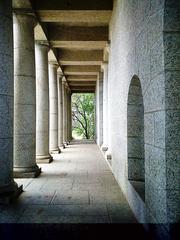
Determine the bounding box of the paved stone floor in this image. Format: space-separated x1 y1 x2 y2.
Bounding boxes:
0 140 137 224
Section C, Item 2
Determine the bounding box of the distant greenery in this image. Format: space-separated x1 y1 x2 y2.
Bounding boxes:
72 93 95 139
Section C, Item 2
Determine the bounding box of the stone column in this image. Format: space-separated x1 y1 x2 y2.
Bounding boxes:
49 62 59 154
101 62 109 152
57 70 64 150
35 42 52 163
66 90 69 143
62 79 68 145
0 0 22 204
67 89 72 142
68 91 72 141
96 72 103 146
13 12 41 178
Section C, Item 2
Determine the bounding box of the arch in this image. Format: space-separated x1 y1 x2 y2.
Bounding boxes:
127 75 145 198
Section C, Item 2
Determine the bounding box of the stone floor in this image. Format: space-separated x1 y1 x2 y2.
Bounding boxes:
0 140 137 224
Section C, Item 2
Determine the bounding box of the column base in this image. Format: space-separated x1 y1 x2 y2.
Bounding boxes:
36 154 53 164
63 142 68 147
105 151 112 166
0 182 23 205
58 147 62 153
51 148 60 154
101 144 108 152
13 165 41 178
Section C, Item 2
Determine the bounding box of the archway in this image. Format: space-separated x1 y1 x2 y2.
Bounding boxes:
127 76 145 199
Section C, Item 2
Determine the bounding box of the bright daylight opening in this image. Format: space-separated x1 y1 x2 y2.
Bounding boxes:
71 93 95 140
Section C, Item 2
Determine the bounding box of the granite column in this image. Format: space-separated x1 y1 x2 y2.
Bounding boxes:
0 0 22 203
35 42 52 163
101 62 109 152
13 12 41 177
57 71 64 150
49 62 59 154
62 80 68 145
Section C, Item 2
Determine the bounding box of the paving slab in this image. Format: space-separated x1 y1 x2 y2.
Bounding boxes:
2 140 137 224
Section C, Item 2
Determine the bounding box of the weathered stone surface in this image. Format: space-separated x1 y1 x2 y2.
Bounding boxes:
102 62 109 147
164 33 180 70
148 10 164 48
35 43 52 163
13 76 36 104
145 147 166 188
62 81 68 143
128 138 144 159
166 110 180 150
49 63 59 153
0 55 13 96
13 13 41 178
144 113 154 145
144 73 165 113
165 70 180 110
150 37 164 79
0 16 13 55
145 176 167 223
14 105 36 134
150 0 164 14
57 72 64 148
0 0 22 203
167 189 180 223
164 7 180 32
128 157 145 181
107 0 177 227
0 96 13 138
154 111 165 148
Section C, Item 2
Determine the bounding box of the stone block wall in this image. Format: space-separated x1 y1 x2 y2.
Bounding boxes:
164 0 180 224
108 0 179 229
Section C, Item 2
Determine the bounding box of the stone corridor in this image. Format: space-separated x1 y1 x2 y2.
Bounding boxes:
0 1 179 239
0 141 136 224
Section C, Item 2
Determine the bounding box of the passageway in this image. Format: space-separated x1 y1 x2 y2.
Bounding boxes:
1 141 136 224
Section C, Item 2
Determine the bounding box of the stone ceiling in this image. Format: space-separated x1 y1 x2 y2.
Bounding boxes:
13 0 113 93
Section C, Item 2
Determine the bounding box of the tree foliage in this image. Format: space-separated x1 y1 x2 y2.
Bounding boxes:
72 93 95 139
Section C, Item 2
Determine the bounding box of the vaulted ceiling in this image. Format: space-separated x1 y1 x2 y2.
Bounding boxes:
25 1 113 92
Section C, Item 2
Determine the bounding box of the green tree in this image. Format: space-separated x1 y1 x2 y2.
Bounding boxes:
72 93 95 139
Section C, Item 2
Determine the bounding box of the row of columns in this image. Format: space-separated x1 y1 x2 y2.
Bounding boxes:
96 60 112 161
0 1 72 203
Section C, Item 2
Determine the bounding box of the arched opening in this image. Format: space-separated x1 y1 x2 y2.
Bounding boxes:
127 76 145 200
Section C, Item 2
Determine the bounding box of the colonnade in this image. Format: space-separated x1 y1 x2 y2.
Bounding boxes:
0 2 72 203
96 49 112 162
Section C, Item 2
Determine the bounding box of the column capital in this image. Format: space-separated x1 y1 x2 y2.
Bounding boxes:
62 77 67 84
101 61 108 72
62 78 70 91
98 72 103 81
35 40 49 48
49 61 59 69
103 41 110 62
13 11 37 28
57 69 64 78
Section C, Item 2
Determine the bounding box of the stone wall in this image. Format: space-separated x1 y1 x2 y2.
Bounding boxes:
108 0 179 230
164 0 180 225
